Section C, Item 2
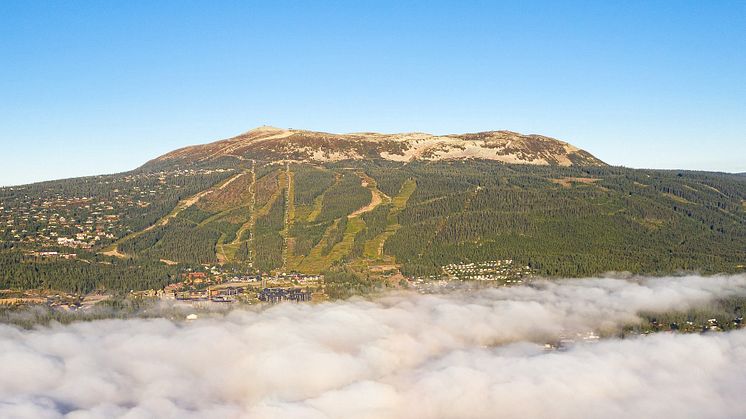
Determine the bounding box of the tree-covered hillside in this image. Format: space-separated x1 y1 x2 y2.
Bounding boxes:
1 159 745 292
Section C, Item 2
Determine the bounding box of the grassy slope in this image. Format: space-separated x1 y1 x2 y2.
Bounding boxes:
103 170 246 258
89 161 746 278
363 178 416 260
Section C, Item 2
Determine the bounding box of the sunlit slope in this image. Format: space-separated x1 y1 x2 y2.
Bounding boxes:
114 160 746 276
144 126 606 168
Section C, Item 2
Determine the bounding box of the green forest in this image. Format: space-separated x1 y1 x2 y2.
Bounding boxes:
1 159 745 293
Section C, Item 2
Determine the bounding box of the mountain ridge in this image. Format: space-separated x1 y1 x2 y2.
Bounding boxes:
146 126 605 168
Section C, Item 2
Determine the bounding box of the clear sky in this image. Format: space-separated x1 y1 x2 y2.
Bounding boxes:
1 1 744 186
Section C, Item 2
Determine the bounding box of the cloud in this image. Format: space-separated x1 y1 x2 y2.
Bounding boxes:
1 275 746 418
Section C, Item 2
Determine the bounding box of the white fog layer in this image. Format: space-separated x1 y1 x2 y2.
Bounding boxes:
2 275 746 418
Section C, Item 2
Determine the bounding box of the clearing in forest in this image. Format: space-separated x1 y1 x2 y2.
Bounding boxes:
281 164 295 270
290 171 388 273
102 171 245 259
293 217 366 274
550 177 601 188
307 172 342 222
349 171 390 217
220 165 288 264
219 162 257 263
363 178 416 260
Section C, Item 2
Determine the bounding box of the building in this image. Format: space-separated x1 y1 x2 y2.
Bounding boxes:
258 288 311 304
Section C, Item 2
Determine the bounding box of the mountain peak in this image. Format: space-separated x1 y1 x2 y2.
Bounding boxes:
148 127 606 168
251 125 286 132
241 125 288 135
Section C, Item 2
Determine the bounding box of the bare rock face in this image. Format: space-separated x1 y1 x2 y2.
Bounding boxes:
149 126 606 167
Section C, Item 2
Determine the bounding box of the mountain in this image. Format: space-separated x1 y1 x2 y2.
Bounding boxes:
1 127 745 294
147 126 605 168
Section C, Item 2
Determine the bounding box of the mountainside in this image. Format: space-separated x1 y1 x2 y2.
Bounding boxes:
147 126 605 168
1 128 745 294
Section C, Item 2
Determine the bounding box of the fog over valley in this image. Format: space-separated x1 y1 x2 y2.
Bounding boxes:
2 275 746 418
2 1 745 418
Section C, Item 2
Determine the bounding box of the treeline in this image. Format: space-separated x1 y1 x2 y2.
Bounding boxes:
320 217 347 255
317 172 371 222
350 203 391 257
632 295 746 334
120 217 222 264
253 191 285 272
293 165 336 206
0 251 175 293
375 161 746 277
323 268 376 299
290 221 330 256
360 161 412 197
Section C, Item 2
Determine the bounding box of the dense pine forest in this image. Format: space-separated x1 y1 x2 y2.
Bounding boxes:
1 158 745 293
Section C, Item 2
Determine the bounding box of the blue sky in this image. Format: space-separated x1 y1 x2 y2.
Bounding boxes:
1 1 744 186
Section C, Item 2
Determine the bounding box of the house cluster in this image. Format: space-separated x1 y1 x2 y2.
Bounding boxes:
26 250 78 260
620 315 746 336
180 266 323 288
173 286 245 303
410 278 466 294
0 289 82 309
154 266 322 304
441 260 532 282
265 272 323 285
0 195 121 249
137 281 313 304
0 168 233 251
683 317 744 333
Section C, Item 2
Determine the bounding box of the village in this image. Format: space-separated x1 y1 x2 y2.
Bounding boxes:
0 168 233 250
138 259 536 305
408 260 534 292
144 267 324 304
0 266 324 310
0 258 532 310
441 259 533 282
2 258 746 339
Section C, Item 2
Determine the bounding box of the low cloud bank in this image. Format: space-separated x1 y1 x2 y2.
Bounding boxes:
2 275 746 418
